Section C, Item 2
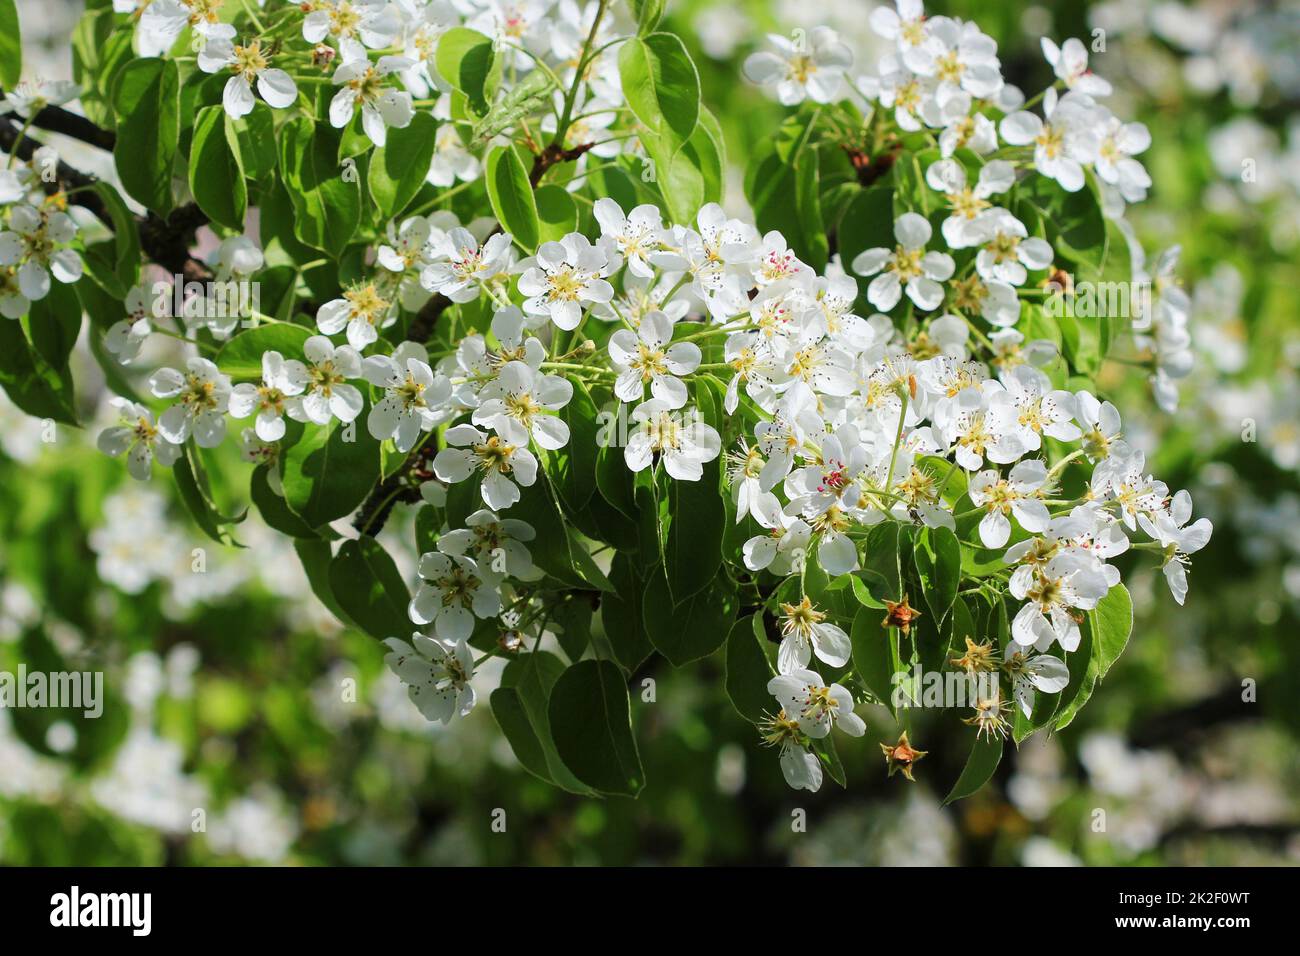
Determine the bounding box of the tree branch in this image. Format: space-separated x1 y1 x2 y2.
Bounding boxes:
1 116 213 282
28 104 118 151
529 141 596 189
1 116 112 226
1127 683 1259 753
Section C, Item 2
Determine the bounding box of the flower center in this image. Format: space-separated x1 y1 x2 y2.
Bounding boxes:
936 50 964 84
546 266 584 301
780 596 827 640
181 374 219 410
231 41 269 82
890 245 924 281
345 283 389 323
474 435 516 473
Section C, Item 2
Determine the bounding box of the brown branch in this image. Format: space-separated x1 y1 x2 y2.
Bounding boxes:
1 116 112 226
405 292 450 343
529 141 595 189
1 117 213 282
352 433 441 537
28 104 118 151
1127 683 1260 753
842 141 903 189
139 205 215 283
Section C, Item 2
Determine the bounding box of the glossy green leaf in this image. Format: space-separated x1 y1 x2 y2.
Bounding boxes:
278 116 361 256
851 603 898 716
725 613 774 723
188 106 247 230
0 0 22 89
251 465 317 539
494 650 593 794
914 525 961 623
435 27 496 115
328 538 410 641
642 567 735 666
485 144 540 252
534 184 578 246
280 413 382 530
216 323 312 380
112 58 180 215
173 443 245 546
619 33 700 154
368 111 437 219
0 319 77 425
548 659 644 796
943 733 1003 804
600 553 653 673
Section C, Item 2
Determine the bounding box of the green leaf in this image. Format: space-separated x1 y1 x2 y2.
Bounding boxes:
618 33 700 154
188 106 247 231
231 103 278 182
489 688 552 782
848 572 886 608
913 525 960 623
216 323 312 380
24 282 82 373
1091 582 1134 678
1016 174 1106 271
664 446 724 604
918 454 967 506
72 10 132 130
851 604 898 716
0 0 22 89
510 478 612 591
859 521 902 602
328 538 410 641
91 182 140 294
278 116 361 256
811 734 847 788
251 465 317 539
173 443 245 546
368 111 437 219
943 733 1003 804
725 613 774 723
642 568 735 666
595 436 637 518
494 651 593 794
745 113 828 271
0 319 77 424
112 58 180 215
280 413 382 529
642 106 723 224
534 184 578 246
628 0 665 34
550 595 594 663
547 659 644 796
837 185 894 295
600 553 653 672
485 144 540 252
547 378 599 512
435 27 496 116
1054 584 1133 731
294 539 352 625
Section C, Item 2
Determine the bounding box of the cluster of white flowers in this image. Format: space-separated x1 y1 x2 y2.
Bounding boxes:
131 0 640 189
46 0 1212 793
730 2 1212 789
0 197 83 318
